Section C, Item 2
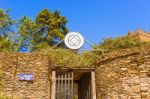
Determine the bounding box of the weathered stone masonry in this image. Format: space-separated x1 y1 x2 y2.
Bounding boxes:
0 53 51 99
0 46 149 99
95 47 150 99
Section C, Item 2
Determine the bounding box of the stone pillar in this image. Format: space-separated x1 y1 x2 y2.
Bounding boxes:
91 71 96 99
51 71 56 99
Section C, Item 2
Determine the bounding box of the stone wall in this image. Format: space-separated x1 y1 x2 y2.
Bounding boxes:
128 30 150 42
95 47 150 99
0 53 51 99
0 46 150 99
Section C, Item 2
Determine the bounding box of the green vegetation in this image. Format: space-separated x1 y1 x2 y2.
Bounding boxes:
38 34 150 67
39 48 96 67
35 9 68 48
0 36 13 52
0 8 149 53
96 34 150 53
0 8 68 52
0 7 150 98
0 9 14 37
0 96 15 99
0 9 150 68
18 9 68 51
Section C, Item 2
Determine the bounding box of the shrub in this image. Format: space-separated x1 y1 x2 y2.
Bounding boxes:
96 35 149 53
38 48 96 67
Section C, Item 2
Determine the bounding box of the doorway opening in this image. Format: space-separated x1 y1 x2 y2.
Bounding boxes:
51 68 96 99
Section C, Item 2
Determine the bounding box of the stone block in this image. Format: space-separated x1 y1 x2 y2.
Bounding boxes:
141 92 149 98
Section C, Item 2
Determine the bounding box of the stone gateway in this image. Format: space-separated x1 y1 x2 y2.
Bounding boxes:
0 46 149 99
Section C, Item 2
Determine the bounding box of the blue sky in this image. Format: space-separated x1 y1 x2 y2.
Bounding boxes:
1 0 150 49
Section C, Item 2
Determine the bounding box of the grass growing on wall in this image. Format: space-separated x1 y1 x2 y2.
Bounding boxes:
37 34 150 68
39 48 98 67
96 34 150 53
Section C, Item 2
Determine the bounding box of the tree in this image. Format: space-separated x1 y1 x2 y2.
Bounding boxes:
0 8 18 52
0 8 68 52
0 9 14 37
18 9 68 51
34 9 68 50
0 36 13 52
18 16 37 51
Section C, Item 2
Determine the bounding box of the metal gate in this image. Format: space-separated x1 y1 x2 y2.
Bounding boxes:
56 71 74 99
